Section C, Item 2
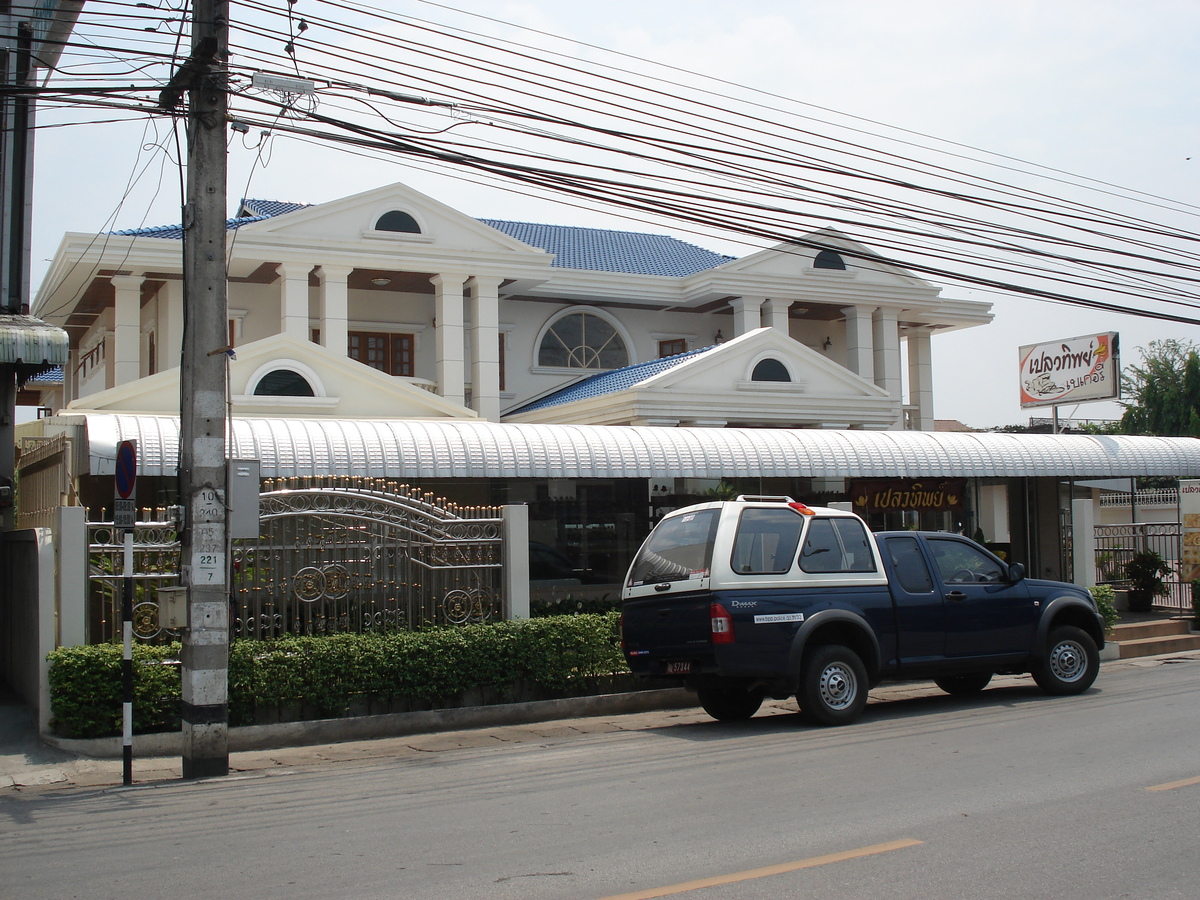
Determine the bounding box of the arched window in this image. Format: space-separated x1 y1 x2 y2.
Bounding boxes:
538 311 629 369
253 369 315 396
751 358 791 382
374 210 421 234
813 248 847 270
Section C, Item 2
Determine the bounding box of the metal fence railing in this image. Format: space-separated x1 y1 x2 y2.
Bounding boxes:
1094 522 1187 612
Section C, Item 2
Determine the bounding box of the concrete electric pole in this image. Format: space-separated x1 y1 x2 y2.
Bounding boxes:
167 0 231 778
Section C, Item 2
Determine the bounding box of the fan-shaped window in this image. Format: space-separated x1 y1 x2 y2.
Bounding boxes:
751 358 791 382
374 210 421 234
253 369 315 396
538 311 629 369
813 248 846 270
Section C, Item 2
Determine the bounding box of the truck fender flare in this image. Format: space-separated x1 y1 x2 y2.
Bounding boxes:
1033 596 1105 658
785 609 882 687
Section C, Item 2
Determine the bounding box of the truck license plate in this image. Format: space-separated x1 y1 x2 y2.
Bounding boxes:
665 661 692 675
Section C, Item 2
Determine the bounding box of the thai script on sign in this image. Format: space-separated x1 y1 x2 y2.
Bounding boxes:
1019 332 1119 408
850 479 966 513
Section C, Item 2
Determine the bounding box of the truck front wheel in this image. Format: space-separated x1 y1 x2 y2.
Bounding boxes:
696 684 765 721
799 645 868 726
1032 626 1099 695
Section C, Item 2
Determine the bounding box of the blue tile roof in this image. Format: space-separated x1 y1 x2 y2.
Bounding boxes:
25 365 63 384
110 199 313 240
238 199 313 218
109 199 735 276
509 346 715 414
481 220 734 276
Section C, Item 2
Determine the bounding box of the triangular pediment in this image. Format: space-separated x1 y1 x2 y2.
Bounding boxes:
714 227 934 289
505 328 898 428
642 327 890 397
62 334 477 420
235 182 553 261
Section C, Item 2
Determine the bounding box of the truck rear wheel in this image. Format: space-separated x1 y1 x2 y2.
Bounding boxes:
1032 626 1099 695
799 645 868 726
934 672 993 695
696 684 765 721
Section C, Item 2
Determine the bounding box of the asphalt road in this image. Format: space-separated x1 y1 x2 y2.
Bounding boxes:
2 657 1198 900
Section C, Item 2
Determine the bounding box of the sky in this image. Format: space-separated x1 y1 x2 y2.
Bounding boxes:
26 0 1200 428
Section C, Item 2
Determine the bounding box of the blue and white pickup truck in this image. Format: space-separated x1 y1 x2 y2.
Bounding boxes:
620 495 1105 725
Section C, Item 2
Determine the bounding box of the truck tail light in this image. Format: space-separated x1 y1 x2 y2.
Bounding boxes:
710 601 735 644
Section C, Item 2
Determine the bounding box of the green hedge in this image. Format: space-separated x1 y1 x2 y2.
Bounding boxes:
47 613 629 739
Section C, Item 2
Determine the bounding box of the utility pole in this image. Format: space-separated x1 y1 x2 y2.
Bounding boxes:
169 0 230 778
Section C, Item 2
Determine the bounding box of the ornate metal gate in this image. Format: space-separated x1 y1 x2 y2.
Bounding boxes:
231 479 503 638
87 478 504 643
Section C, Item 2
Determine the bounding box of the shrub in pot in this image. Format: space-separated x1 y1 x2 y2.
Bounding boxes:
1123 550 1171 612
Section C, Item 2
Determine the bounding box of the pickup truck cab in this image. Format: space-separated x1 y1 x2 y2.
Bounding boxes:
621 495 1105 725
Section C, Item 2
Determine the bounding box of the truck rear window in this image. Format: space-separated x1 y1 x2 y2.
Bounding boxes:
627 508 719 585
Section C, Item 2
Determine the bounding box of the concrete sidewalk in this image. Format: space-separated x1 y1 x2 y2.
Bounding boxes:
4 651 1196 794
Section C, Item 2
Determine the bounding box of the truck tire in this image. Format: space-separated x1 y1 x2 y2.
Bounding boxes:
696 685 765 721
798 645 868 726
934 672 992 695
1032 626 1099 695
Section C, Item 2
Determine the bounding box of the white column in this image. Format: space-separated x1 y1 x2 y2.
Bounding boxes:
1071 498 1096 588
502 504 530 620
316 265 352 356
158 278 185 372
278 262 312 340
110 274 142 387
468 275 502 421
763 298 791 335
907 326 935 432
431 273 467 406
842 305 874 381
729 297 762 336
872 306 902 402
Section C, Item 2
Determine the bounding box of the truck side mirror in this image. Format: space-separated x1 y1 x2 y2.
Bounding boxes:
1008 562 1026 583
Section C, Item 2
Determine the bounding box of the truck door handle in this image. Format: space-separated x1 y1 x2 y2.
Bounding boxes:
946 591 968 601
655 583 672 592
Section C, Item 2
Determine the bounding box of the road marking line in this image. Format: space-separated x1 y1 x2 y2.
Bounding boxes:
1146 775 1200 792
596 838 924 900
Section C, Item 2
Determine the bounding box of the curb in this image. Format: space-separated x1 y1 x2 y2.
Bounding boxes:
43 687 696 759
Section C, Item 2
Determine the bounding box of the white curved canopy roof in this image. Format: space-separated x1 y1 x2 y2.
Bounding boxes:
80 414 1200 480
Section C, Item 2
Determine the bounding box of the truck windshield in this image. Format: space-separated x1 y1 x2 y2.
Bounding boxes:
627 508 720 586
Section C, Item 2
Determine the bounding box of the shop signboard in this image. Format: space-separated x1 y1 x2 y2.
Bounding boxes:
1181 480 1200 583
850 479 966 515
1019 332 1119 409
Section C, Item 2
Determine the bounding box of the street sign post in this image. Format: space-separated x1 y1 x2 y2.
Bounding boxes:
113 439 136 785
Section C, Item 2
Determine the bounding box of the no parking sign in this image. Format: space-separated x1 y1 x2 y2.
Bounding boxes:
114 440 136 529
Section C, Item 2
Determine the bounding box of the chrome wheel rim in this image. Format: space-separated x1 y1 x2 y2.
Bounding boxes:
1049 639 1085 682
819 662 857 710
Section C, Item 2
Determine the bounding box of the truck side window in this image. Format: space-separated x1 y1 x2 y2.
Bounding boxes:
731 508 804 574
883 536 934 592
833 518 877 572
928 538 1004 584
798 517 876 573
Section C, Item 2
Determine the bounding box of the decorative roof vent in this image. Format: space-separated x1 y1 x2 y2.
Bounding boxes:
374 210 421 234
751 358 791 382
813 248 847 270
253 369 315 396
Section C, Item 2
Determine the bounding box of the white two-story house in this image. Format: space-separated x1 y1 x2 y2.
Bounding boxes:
29 181 991 429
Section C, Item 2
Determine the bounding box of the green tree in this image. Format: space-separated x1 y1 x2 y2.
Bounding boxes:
1118 339 1200 437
